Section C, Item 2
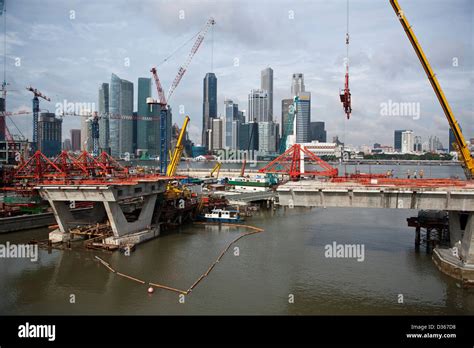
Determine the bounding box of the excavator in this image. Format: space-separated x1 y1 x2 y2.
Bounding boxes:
210 162 221 179
389 0 473 180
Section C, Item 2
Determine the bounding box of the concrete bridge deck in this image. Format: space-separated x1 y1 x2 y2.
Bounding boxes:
277 180 474 211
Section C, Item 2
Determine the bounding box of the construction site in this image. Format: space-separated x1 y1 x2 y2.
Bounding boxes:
0 0 473 312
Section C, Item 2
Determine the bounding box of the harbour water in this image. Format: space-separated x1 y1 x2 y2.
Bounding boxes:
0 164 473 315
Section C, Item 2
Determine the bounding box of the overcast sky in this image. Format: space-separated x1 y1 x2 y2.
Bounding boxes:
3 0 473 148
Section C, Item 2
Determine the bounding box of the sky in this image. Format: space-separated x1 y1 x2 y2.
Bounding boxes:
2 0 473 148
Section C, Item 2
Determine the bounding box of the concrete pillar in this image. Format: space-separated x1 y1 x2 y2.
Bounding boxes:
103 194 157 237
48 200 75 233
449 211 474 264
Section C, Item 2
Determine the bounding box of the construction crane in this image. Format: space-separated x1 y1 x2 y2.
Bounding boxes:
389 0 474 179
339 0 352 119
149 17 215 175
210 162 221 179
166 115 190 177
26 86 50 152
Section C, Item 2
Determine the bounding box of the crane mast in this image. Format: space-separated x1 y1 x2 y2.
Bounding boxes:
389 0 473 180
26 86 50 153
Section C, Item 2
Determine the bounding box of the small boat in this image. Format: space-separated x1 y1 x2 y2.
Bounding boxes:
200 208 243 223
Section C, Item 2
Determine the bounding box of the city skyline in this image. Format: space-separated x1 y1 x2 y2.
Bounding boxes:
2 0 473 148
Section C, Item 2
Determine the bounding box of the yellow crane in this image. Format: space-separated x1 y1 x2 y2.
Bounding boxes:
210 162 221 178
389 0 474 179
166 116 190 177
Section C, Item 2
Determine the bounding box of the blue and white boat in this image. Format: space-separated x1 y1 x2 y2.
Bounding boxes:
201 209 243 223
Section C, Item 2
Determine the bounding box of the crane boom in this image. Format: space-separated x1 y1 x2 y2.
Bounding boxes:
150 67 167 105
389 0 473 179
166 115 190 177
167 17 215 102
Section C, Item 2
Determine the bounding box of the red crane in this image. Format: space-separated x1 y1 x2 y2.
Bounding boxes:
339 0 352 119
149 17 215 174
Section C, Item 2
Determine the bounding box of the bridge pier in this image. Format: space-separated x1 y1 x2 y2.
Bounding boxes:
433 211 474 287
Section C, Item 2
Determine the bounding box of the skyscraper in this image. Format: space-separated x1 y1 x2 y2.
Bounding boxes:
258 122 279 154
261 67 273 121
38 112 62 157
281 98 293 137
202 73 217 149
137 77 151 152
211 118 223 150
239 122 259 151
394 130 406 152
401 130 414 154
109 73 134 157
70 129 81 151
248 89 269 123
296 91 311 143
224 99 239 149
291 73 305 96
309 122 326 142
98 83 110 153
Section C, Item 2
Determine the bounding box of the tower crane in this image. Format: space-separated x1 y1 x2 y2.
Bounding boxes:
149 17 215 175
389 0 474 179
26 86 50 152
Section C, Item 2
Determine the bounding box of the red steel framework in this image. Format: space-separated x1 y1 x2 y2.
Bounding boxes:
259 144 339 181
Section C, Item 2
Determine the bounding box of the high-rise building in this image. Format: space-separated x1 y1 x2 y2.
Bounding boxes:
248 89 269 123
70 129 81 151
224 99 239 149
38 112 62 157
137 77 151 152
63 138 72 151
202 73 217 149
238 122 259 151
258 121 279 154
211 118 223 150
401 130 414 154
414 136 422 152
98 83 110 154
261 67 273 121
428 135 444 152
291 73 305 96
281 98 293 137
109 73 134 158
309 121 326 142
394 130 406 152
296 91 311 143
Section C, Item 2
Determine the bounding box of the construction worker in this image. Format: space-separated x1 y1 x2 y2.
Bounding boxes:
414 170 417 179
419 169 424 179
407 169 411 179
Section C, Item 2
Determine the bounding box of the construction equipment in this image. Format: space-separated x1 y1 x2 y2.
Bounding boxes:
166 115 190 177
210 162 221 179
149 17 215 175
389 0 473 180
339 0 352 119
26 86 50 152
259 143 338 181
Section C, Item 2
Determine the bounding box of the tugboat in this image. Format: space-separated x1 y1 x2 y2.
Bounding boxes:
201 208 243 223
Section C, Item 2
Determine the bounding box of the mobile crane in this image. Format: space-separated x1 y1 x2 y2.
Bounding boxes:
389 0 473 179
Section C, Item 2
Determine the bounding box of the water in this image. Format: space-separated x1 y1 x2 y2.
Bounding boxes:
0 165 473 315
